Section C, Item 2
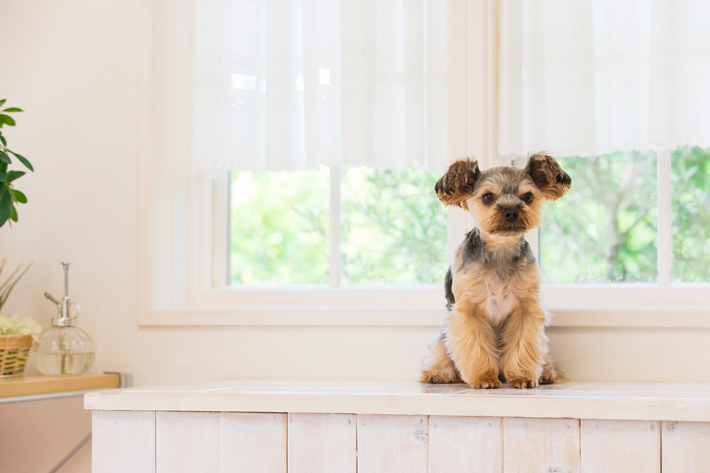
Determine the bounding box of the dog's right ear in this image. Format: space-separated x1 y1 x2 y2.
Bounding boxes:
434 158 480 209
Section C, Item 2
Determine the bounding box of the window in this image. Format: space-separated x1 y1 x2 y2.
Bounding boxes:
539 147 710 285
143 0 709 328
229 165 446 286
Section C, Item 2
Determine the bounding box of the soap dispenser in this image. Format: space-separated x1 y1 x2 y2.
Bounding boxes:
32 263 95 375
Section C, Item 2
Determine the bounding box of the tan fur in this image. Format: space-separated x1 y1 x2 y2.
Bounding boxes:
467 179 544 237
524 152 572 201
420 333 462 384
422 153 571 389
434 158 481 209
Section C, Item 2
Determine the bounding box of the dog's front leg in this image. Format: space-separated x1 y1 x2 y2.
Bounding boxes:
444 305 500 389
501 302 547 388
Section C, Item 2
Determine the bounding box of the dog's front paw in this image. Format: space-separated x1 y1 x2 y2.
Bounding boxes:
421 368 461 384
539 367 559 385
509 376 539 389
467 374 501 389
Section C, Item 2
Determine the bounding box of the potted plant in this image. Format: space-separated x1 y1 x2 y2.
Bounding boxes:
0 100 38 376
0 99 33 227
0 260 39 376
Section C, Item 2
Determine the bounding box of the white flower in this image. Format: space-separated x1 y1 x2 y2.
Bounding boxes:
0 314 42 340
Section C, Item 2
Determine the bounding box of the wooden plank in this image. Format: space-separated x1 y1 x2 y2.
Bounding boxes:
156 412 219 473
581 420 660 473
357 414 428 473
0 373 120 398
429 416 501 473
662 421 710 472
504 418 580 473
220 413 287 473
288 413 356 473
92 411 155 473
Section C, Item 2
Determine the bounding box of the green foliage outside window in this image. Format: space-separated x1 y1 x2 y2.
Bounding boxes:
229 164 445 285
672 146 710 282
540 152 658 283
230 147 710 286
341 166 446 284
230 168 330 285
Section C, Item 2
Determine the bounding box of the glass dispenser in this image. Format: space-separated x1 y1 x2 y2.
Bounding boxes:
32 263 95 375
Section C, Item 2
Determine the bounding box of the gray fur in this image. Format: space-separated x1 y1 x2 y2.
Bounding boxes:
472 166 536 196
454 228 536 283
444 266 455 310
458 228 484 271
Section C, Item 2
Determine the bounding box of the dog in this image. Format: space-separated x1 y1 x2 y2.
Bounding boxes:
421 153 571 389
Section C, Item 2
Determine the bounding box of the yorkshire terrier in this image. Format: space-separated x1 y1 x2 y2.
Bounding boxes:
421 153 571 389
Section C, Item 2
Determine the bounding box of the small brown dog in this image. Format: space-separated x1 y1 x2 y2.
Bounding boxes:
421 153 571 389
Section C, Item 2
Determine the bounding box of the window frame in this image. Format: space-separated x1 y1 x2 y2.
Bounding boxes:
137 0 710 329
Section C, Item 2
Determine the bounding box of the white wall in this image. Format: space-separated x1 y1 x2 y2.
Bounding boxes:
1 0 710 470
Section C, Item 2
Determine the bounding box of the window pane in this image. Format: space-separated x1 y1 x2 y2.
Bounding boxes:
341 165 447 284
672 146 710 282
540 152 658 283
230 168 329 284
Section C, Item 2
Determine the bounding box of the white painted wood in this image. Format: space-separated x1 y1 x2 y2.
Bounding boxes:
657 149 672 286
662 421 710 472
329 165 341 288
85 381 710 422
357 415 428 473
581 420 659 473
288 413 356 473
221 413 286 473
429 416 502 473
156 412 219 473
210 175 230 289
504 418 580 473
92 411 155 473
137 304 710 328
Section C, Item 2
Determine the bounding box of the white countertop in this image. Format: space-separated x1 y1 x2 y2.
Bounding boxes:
84 380 710 421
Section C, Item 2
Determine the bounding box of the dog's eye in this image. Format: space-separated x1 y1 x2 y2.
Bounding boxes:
523 192 534 204
482 193 495 204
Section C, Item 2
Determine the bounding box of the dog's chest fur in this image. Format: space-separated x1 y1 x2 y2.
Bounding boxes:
446 228 537 325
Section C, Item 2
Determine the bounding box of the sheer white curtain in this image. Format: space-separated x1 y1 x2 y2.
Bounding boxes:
498 0 710 158
193 0 448 173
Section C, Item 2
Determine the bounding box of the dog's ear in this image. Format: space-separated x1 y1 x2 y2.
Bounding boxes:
524 152 571 201
434 158 480 209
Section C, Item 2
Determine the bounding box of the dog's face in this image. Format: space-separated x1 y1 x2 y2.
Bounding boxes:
435 153 571 237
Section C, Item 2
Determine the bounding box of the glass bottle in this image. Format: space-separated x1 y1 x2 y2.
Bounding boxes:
32 263 95 375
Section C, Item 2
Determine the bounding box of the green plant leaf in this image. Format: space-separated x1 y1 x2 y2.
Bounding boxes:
0 153 10 164
9 205 17 222
6 171 25 182
0 100 5 109
9 152 33 172
0 173 5 183
0 132 5 147
11 190 27 204
2 108 23 113
0 115 16 127
0 191 11 227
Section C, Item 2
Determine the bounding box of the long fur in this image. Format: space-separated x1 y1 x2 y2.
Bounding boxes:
421 153 571 388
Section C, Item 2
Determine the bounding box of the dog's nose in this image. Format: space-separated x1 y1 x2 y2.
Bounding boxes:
503 209 519 223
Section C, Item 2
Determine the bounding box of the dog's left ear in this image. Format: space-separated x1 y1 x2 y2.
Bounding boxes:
434 158 481 209
524 152 572 201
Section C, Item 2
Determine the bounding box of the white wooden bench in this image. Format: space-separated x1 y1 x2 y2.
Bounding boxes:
85 380 710 472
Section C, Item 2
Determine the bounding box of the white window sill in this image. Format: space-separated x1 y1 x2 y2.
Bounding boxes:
137 304 710 328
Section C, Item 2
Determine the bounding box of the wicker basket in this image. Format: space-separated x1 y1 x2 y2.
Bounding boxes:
0 334 33 377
